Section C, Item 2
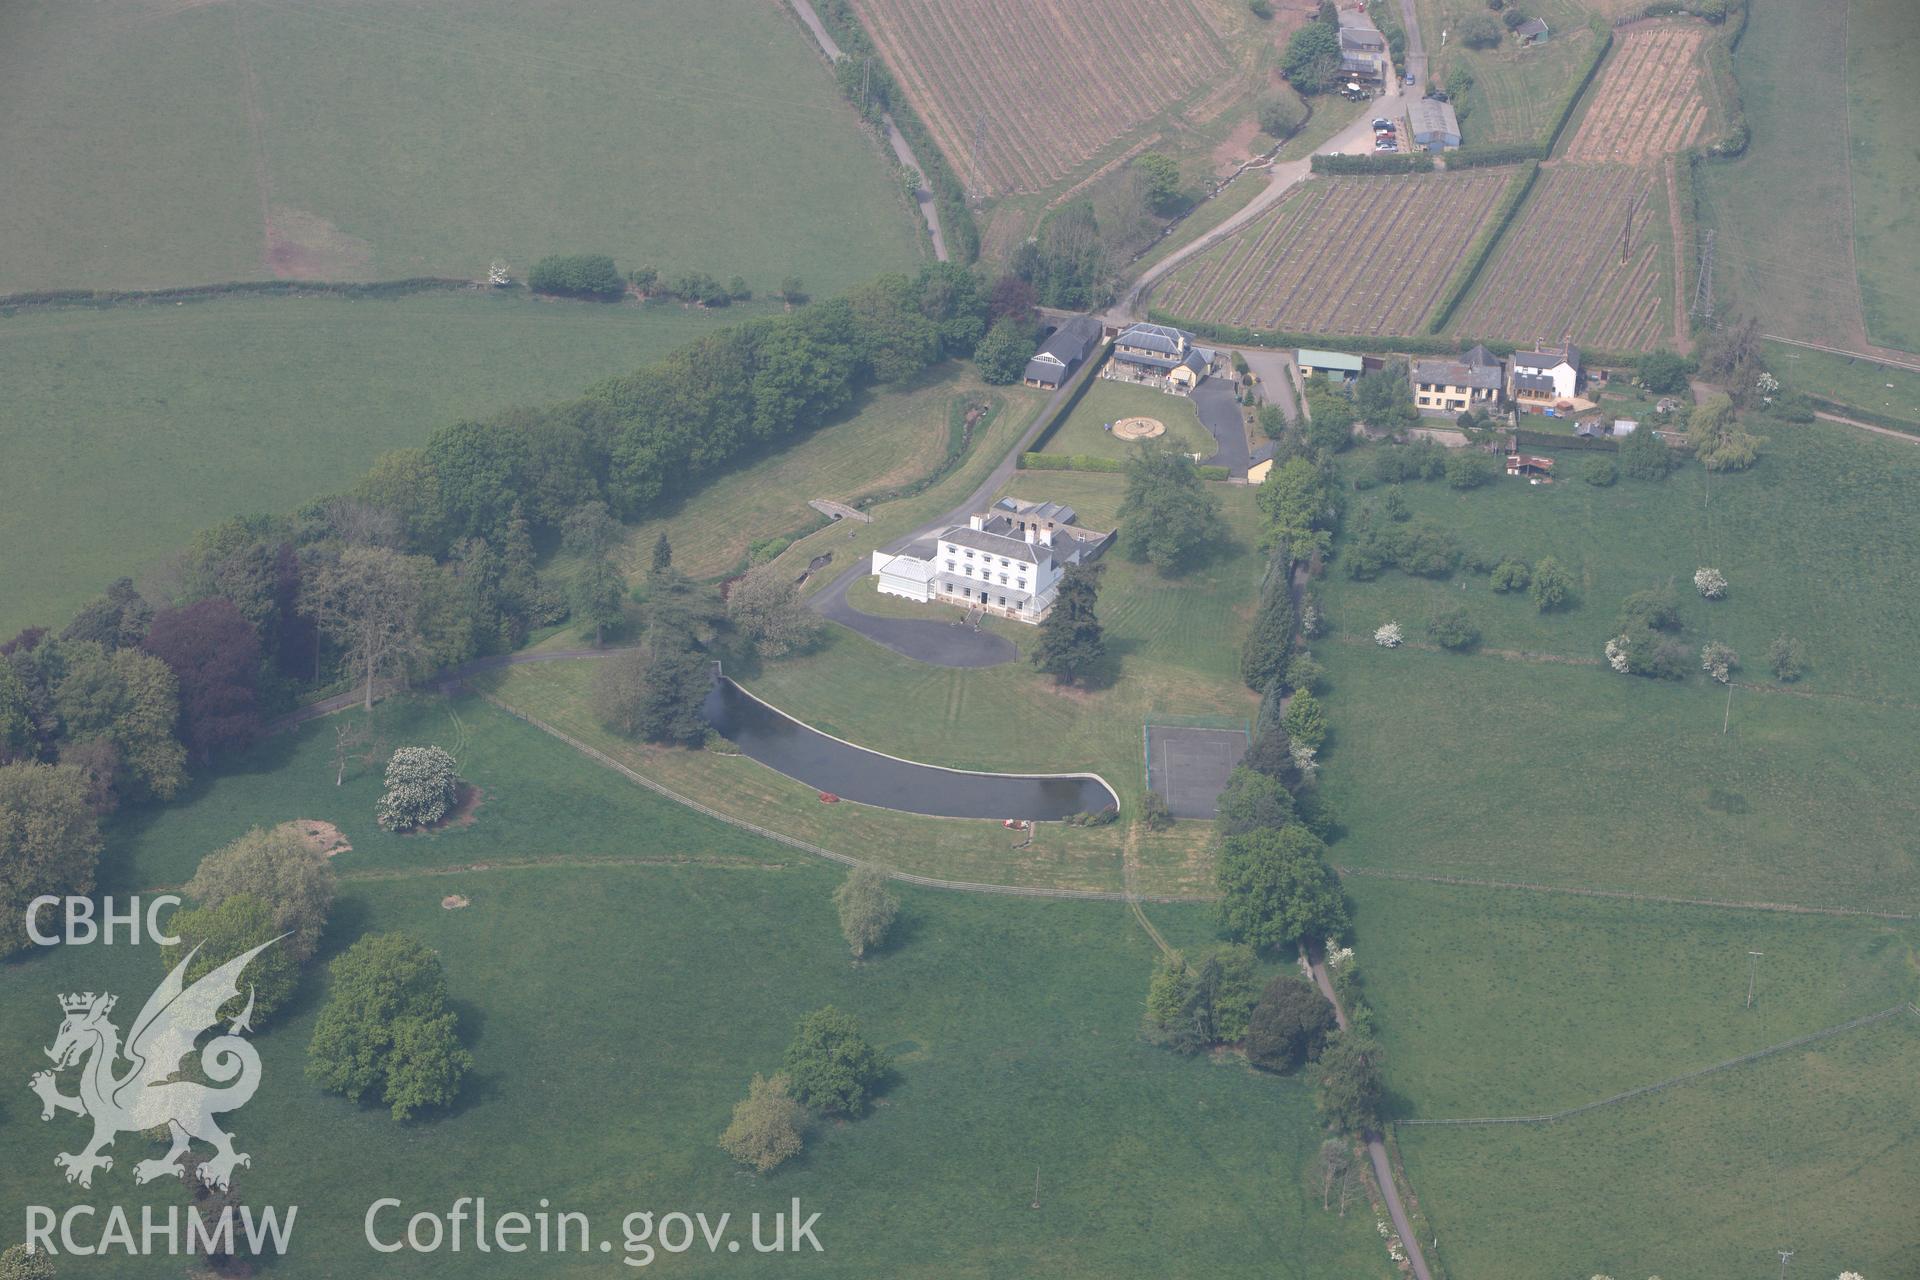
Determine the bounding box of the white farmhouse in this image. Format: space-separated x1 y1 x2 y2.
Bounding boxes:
1507 343 1583 406
871 498 1112 623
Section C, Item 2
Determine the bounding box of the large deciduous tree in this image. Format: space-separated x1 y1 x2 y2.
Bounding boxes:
52 642 188 799
184 823 337 965
1120 449 1226 572
782 1006 889 1116
300 546 429 711
1246 974 1336 1072
307 932 472 1120
160 894 300 1025
834 865 900 959
142 598 262 760
719 1073 806 1173
1216 826 1348 953
376 746 461 832
1315 1031 1385 1135
973 316 1036 385
727 566 823 659
0 762 103 956
571 556 626 648
1030 563 1107 685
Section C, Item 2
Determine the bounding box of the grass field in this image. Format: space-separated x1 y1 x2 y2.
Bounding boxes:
0 291 759 637
1300 424 1920 910
1416 0 1596 146
1764 340 1920 428
611 367 1042 583
1040 379 1216 462
1449 163 1673 352
1845 0 1920 352
1349 879 1919 1120
0 0 919 294
1694 0 1886 351
847 0 1234 197
3 696 1395 1278
1155 172 1515 336
1398 1011 1920 1280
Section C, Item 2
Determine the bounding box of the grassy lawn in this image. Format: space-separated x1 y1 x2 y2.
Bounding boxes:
1039 379 1217 462
0 699 1395 1278
1764 341 1920 429
612 367 1035 583
0 0 919 294
1399 1010 1920 1280
1300 425 1920 910
1694 0 1866 347
0 291 757 637
1847 0 1920 352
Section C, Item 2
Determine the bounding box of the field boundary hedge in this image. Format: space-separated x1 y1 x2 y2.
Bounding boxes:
1018 451 1229 480
1426 162 1540 334
0 277 476 313
1311 153 1435 175
1445 142 1549 168
1511 426 1618 452
805 0 981 263
1147 310 1651 364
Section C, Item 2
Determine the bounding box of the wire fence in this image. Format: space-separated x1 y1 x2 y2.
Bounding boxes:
1144 713 1254 734
1398 1004 1914 1128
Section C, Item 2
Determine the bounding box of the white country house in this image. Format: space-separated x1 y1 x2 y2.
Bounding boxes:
871 498 1113 623
1508 343 1583 405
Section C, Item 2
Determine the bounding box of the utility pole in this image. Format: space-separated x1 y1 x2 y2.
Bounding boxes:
1030 1166 1041 1210
861 55 871 113
1620 193 1638 265
970 108 987 200
1776 1248 1794 1280
1691 229 1716 324
1747 951 1764 1009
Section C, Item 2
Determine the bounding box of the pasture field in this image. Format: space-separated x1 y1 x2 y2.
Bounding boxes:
1449 163 1672 351
1560 20 1711 165
0 0 918 294
1348 879 1919 1121
1694 0 1882 351
1040 379 1217 462
1764 340 1920 429
2 697 1394 1278
1846 0 1920 352
0 291 752 638
611 367 1045 583
845 0 1233 197
1300 423 1920 909
1397 1015 1920 1280
1154 172 1515 336
1415 0 1598 145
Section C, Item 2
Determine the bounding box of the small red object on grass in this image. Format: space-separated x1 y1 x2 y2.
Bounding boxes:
819 792 840 804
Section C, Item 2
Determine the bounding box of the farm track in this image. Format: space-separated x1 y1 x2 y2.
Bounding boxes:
1564 23 1708 166
848 0 1227 196
1163 172 1510 335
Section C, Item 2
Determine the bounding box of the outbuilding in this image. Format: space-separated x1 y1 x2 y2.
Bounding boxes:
1297 348 1365 386
1023 315 1104 390
1409 98 1462 149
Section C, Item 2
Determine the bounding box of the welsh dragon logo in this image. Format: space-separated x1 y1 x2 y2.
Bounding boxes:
29 938 280 1190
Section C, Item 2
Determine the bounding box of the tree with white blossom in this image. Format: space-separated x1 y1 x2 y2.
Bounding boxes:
1694 566 1728 599
375 745 460 832
1373 622 1402 647
1702 641 1739 684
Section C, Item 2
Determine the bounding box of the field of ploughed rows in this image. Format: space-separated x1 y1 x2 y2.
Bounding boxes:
1154 171 1514 336
1451 164 1668 352
1562 22 1711 165
847 0 1229 195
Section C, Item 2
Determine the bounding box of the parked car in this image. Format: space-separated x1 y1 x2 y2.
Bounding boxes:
1372 117 1393 129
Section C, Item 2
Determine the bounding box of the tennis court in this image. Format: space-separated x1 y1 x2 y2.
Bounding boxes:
1146 724 1249 820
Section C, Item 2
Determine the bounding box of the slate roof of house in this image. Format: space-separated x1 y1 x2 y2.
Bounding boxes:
1340 27 1386 52
1513 343 1581 372
1114 322 1193 356
1514 17 1549 37
1033 315 1101 365
1413 357 1502 390
995 497 1077 524
1462 343 1500 369
1512 370 1559 395
1336 6 1382 32
937 526 1043 563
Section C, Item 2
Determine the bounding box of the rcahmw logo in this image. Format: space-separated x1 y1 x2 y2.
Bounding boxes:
25 894 182 946
22 938 298 1259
